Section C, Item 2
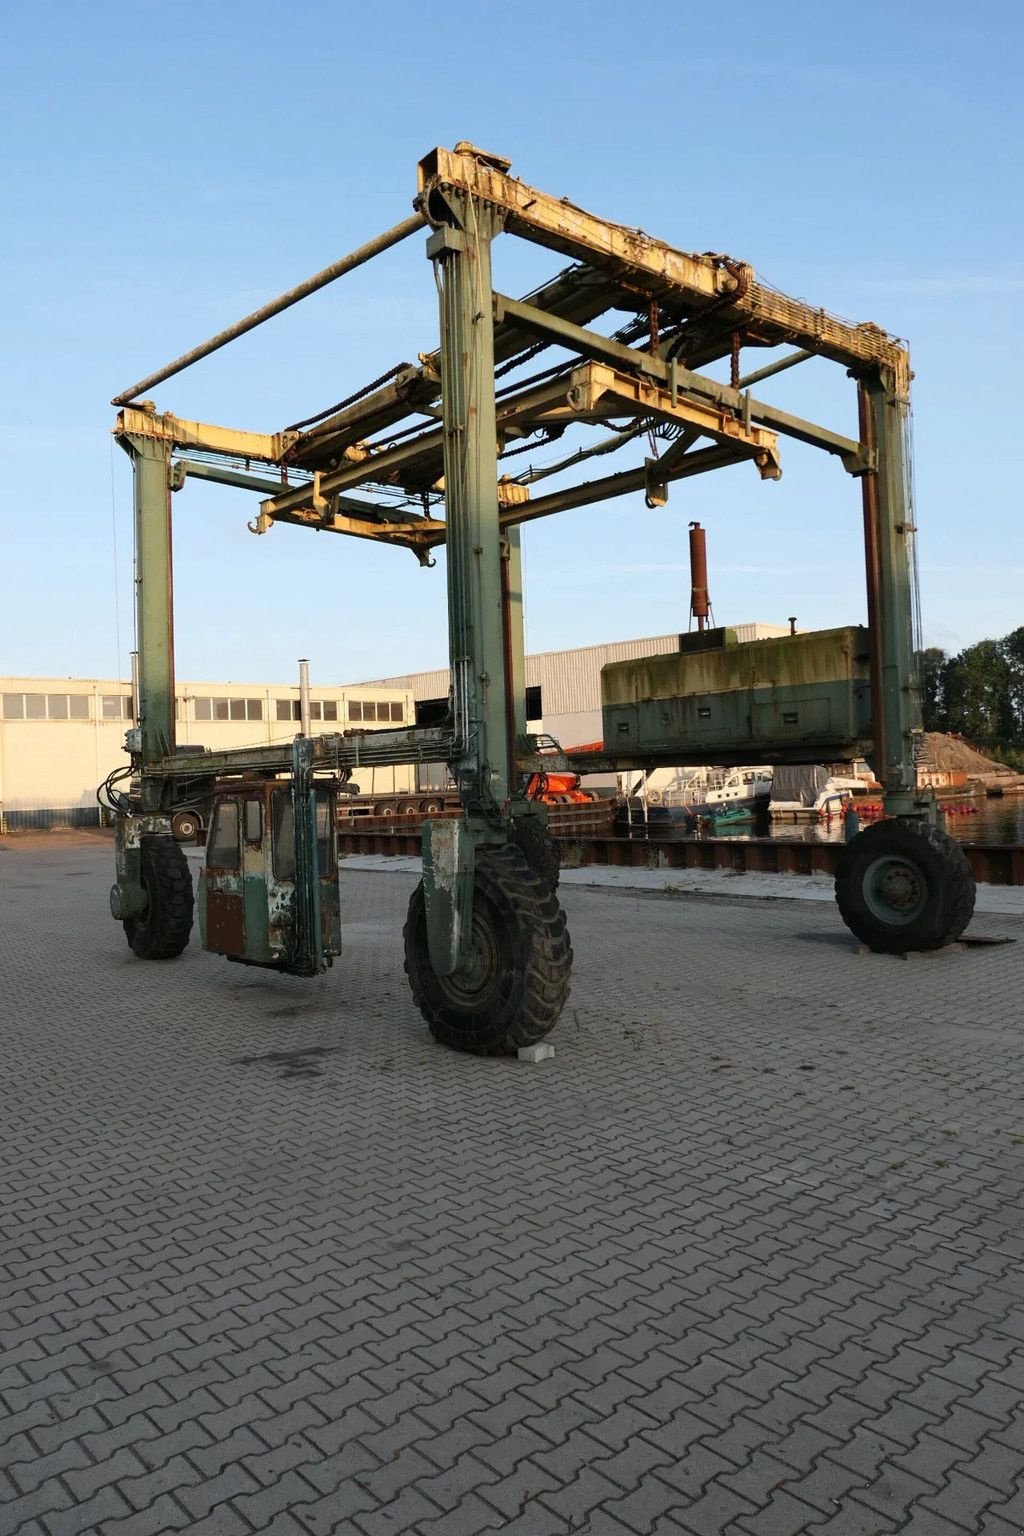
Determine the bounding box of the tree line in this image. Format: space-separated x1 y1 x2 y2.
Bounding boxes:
919 628 1024 768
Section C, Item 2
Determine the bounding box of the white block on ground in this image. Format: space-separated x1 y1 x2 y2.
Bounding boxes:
518 1043 555 1063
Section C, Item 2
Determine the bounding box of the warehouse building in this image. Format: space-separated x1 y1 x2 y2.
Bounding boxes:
0 676 415 829
2 628 790 828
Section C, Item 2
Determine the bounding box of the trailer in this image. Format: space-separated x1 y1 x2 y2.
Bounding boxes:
105 141 975 1053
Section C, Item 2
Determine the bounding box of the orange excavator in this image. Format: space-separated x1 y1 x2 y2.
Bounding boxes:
525 742 603 805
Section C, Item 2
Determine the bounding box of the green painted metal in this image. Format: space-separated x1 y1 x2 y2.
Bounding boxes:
242 874 269 958
859 369 930 816
504 527 527 752
125 434 175 796
110 813 169 919
108 142 961 976
504 526 548 838
491 292 868 471
290 737 325 976
422 817 475 977
112 211 427 406
196 758 340 975
601 627 873 765
429 200 509 824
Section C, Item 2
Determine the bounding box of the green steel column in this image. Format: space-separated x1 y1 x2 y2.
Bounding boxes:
859 370 921 808
126 433 176 798
502 526 528 790
429 196 508 825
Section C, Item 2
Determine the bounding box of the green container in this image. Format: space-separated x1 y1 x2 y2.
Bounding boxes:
601 626 872 766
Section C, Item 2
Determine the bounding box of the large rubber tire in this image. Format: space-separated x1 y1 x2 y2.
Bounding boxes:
123 836 194 959
403 845 572 1055
835 819 975 954
510 815 561 890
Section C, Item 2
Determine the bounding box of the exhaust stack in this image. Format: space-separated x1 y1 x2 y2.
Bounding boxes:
688 521 712 632
298 658 311 737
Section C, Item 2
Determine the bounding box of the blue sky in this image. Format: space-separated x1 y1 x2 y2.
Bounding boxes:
3 1 1021 686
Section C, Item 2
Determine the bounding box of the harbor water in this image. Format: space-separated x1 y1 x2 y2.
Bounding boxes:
633 793 1024 848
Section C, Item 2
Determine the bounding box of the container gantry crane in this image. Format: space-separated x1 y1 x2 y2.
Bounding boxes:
106 142 975 1053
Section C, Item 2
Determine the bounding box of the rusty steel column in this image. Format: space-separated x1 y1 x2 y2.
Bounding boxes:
858 382 886 784
688 521 711 631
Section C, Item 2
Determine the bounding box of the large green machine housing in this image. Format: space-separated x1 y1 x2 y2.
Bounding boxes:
105 141 976 1053
601 626 873 767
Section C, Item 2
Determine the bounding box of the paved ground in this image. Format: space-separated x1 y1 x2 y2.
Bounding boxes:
2 838 1024 1536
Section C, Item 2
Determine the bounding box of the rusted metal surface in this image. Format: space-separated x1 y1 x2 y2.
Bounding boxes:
688 521 710 630
257 358 783 541
111 211 428 407
416 144 911 391
203 876 245 954
115 405 294 464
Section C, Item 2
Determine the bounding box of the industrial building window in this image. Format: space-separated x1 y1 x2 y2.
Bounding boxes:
195 697 262 722
275 698 336 723
3 692 91 720
348 700 403 723
526 685 542 720
102 694 133 720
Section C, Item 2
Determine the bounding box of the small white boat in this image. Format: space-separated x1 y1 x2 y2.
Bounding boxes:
705 766 774 810
769 765 855 820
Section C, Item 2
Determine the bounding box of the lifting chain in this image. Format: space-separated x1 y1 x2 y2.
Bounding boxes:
283 362 413 438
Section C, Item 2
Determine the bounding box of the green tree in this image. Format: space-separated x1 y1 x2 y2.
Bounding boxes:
998 626 1024 738
943 639 1014 741
917 646 947 731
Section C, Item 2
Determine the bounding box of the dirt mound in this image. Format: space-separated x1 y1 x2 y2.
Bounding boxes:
924 733 1012 777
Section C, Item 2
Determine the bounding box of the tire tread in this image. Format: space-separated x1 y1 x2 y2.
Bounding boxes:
835 818 975 953
403 844 571 1055
124 836 194 959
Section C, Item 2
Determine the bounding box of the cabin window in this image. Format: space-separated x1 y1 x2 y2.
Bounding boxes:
207 802 241 869
315 790 335 875
272 790 296 881
243 799 263 844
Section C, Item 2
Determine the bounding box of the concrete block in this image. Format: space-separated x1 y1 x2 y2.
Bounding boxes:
518 1043 555 1063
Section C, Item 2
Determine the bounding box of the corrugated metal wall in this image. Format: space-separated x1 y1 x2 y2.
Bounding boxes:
367 627 788 716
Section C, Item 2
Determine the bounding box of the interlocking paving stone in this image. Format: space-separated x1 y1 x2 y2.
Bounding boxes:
3 838 1024 1536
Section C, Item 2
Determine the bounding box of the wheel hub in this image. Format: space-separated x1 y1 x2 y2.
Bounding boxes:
444 915 500 1003
864 854 926 924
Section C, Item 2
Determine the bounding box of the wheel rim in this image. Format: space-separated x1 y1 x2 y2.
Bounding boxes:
438 910 503 1010
863 853 927 925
